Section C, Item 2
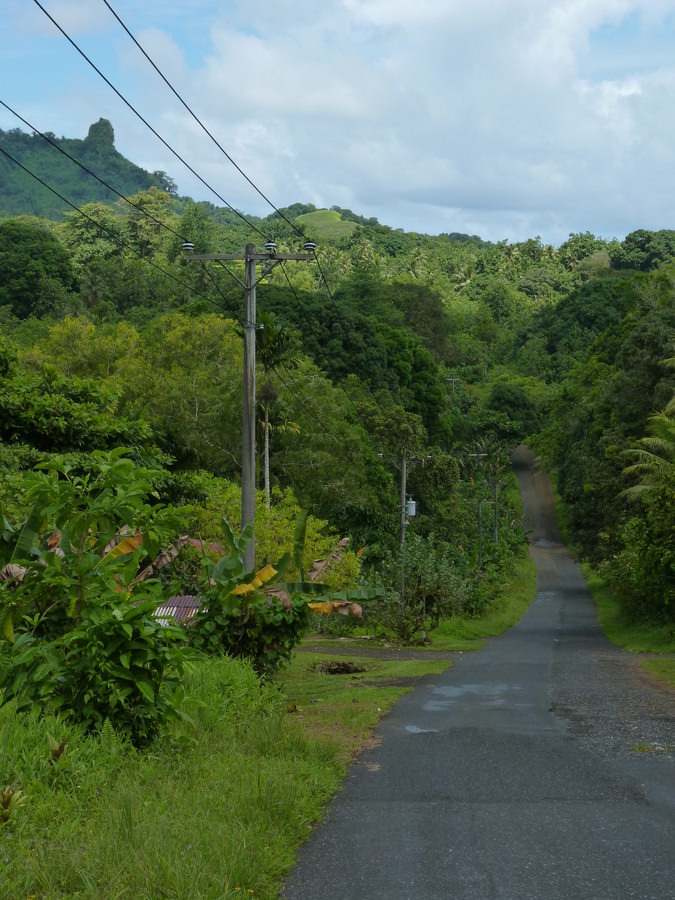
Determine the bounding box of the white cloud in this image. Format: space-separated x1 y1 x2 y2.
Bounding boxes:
3 0 675 244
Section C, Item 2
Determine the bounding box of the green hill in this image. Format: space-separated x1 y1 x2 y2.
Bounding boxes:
295 208 357 241
0 118 172 219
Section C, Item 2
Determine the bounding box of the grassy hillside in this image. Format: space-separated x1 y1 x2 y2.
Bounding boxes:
295 208 357 241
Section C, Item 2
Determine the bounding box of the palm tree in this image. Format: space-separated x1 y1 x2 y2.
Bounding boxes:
622 396 675 501
256 311 300 509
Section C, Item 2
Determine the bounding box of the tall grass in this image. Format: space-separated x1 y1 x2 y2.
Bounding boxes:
0 657 341 899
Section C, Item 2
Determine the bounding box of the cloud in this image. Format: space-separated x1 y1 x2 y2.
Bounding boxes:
3 0 675 244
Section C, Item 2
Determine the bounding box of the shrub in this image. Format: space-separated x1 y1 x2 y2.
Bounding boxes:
367 534 470 642
188 518 310 676
0 449 194 745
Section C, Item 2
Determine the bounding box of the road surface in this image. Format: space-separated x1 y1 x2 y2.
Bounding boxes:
283 446 675 900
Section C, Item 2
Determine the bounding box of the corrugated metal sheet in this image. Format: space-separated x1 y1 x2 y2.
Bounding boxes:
154 594 201 624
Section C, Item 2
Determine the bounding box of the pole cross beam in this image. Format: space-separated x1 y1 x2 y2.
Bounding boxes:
183 242 313 571
186 252 313 261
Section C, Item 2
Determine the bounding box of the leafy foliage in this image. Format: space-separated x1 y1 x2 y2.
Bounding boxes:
614 400 675 617
0 219 76 319
370 534 470 642
188 517 310 675
0 450 192 745
0 367 151 452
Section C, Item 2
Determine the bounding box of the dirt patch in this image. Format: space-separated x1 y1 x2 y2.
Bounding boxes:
298 642 458 661
316 660 367 675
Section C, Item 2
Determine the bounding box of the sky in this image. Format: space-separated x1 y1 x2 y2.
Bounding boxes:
2 0 675 246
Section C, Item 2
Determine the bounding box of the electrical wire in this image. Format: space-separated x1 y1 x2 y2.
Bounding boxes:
0 141 399 493
31 0 361 360
31 0 269 242
0 142 355 458
23 2 415 453
1 98 187 242
101 0 307 241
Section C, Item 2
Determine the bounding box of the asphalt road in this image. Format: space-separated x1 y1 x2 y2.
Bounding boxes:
283 447 675 900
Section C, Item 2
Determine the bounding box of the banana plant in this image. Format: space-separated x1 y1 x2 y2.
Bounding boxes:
188 512 382 673
0 503 43 642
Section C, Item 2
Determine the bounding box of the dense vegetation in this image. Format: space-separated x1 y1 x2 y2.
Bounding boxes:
0 118 172 217
0 121 673 733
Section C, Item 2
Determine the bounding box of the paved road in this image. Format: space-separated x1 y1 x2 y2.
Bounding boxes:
283 447 675 899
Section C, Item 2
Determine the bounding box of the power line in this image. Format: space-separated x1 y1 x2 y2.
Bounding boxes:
0 100 361 442
0 143 403 530
31 0 268 241
0 137 350 456
0 99 187 242
22 3 422 463
101 0 307 240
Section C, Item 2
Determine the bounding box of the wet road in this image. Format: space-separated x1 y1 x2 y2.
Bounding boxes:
283 447 675 899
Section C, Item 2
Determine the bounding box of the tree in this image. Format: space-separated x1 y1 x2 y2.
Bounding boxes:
22 316 139 380
617 398 675 617
0 219 76 318
121 312 243 473
611 229 675 271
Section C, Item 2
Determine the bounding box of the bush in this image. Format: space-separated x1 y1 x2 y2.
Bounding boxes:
0 449 194 745
3 592 188 746
187 517 310 675
367 534 470 642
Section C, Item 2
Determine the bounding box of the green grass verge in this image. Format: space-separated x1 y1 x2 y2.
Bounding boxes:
430 552 537 650
1 658 340 899
583 566 675 689
641 658 675 688
278 654 451 765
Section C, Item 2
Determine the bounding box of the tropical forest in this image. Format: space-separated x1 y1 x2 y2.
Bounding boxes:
0 119 673 897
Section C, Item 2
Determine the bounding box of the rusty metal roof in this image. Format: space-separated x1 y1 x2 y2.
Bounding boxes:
154 595 201 624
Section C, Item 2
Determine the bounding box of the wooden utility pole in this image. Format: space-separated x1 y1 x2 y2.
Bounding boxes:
182 241 314 571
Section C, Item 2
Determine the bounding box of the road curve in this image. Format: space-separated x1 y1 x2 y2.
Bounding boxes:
283 446 675 900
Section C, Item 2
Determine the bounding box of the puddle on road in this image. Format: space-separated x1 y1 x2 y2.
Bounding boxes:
423 683 528 713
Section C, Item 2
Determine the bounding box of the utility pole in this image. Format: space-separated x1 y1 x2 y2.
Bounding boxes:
445 376 461 396
399 453 407 547
182 240 315 571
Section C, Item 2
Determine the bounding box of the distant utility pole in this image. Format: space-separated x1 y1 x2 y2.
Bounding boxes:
182 240 315 571
445 376 461 396
399 453 408 547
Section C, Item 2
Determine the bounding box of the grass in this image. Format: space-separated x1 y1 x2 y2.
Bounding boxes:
278 654 452 764
584 566 675 689
639 658 675 688
0 554 537 898
294 209 357 241
0 659 341 899
430 553 537 650
631 740 675 753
